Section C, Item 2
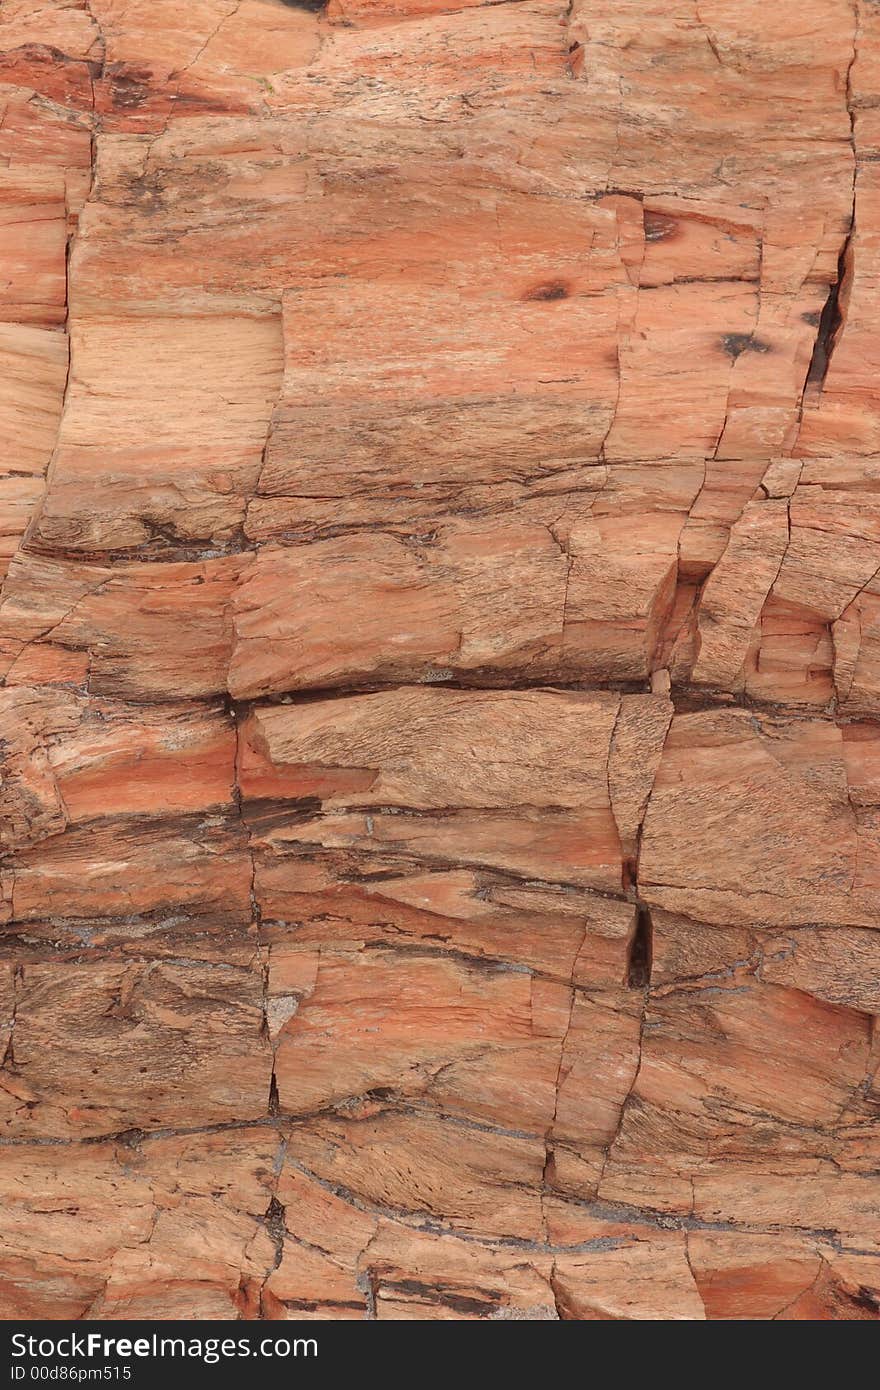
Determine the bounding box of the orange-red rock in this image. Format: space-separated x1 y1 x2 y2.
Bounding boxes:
1 0 879 1322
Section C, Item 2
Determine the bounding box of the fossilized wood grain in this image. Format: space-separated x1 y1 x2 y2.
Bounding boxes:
1 0 879 1321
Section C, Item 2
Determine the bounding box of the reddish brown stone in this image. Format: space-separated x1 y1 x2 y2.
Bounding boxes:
1 0 879 1322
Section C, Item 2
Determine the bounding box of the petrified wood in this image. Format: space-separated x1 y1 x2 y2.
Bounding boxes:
0 0 879 1320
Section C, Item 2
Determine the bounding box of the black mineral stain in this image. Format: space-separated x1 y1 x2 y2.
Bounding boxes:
846 1286 880 1314
385 1281 501 1317
111 78 147 108
644 211 679 242
721 332 772 361
523 280 570 302
106 64 152 109
801 309 822 326
278 0 328 10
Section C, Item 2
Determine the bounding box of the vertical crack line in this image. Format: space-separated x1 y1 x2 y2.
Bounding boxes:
356 1268 379 1321
562 0 580 78
240 298 284 550
804 224 854 391
248 298 284 507
268 1067 280 1118
598 292 625 463
802 6 858 399
626 902 653 990
541 960 579 1242
683 1230 707 1319
1 965 23 1070
1 84 100 604
542 909 587 1238
597 900 652 1195
264 1196 286 1272
257 1134 288 1319
226 696 277 1118
549 1261 569 1320
82 0 106 118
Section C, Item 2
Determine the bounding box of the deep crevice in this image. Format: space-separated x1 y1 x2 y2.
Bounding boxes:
804 11 858 395
264 1195 286 1269
626 903 653 990
805 228 853 389
268 1071 280 1117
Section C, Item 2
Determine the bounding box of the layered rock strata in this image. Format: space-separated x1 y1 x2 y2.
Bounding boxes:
0 0 879 1319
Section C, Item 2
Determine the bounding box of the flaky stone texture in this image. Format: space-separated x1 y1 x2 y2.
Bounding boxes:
0 0 878 1321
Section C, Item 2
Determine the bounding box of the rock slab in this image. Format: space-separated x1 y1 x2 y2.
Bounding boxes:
0 0 879 1321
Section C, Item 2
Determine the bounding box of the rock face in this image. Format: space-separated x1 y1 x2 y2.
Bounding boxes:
1 0 879 1322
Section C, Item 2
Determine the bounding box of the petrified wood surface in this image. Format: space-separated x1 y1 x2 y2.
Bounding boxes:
1 0 879 1321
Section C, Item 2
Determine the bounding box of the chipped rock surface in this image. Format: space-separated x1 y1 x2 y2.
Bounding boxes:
0 0 879 1321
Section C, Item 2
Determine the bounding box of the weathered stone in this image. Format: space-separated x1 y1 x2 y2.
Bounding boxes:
2 0 879 1322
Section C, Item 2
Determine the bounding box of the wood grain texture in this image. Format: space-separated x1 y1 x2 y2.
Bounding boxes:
1 0 879 1320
